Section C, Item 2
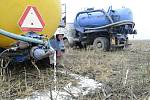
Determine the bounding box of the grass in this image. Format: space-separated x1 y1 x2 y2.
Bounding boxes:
0 40 150 100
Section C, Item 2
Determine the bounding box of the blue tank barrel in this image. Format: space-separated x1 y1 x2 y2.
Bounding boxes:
74 7 134 32
0 29 44 44
109 8 133 22
75 10 111 28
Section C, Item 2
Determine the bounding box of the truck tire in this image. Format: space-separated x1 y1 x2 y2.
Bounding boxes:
93 37 110 51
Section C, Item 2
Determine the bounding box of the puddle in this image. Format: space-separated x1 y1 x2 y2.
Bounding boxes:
16 70 102 100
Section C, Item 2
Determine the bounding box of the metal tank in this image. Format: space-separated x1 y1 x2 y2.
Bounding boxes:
75 10 110 27
109 8 133 22
74 7 133 32
0 0 61 48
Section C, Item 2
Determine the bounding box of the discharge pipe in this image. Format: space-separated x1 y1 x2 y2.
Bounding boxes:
0 29 44 44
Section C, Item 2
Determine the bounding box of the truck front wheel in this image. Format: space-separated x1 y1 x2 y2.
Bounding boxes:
93 37 110 51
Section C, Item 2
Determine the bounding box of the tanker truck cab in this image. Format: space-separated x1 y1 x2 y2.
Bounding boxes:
62 23 81 48
66 7 137 50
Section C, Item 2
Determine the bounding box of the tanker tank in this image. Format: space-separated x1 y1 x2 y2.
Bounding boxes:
74 7 134 32
0 0 61 48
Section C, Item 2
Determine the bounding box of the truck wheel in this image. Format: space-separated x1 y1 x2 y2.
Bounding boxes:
63 39 70 48
93 37 110 51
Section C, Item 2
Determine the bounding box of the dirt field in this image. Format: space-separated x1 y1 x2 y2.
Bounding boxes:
0 40 150 100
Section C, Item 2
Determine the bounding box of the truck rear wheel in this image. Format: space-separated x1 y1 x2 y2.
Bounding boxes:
93 37 110 51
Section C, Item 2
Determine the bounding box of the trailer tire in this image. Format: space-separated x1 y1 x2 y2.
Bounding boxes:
93 37 110 51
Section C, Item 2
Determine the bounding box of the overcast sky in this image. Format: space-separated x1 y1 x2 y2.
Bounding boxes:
61 0 150 40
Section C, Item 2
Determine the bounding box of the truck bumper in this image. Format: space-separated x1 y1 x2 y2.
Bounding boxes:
111 34 128 47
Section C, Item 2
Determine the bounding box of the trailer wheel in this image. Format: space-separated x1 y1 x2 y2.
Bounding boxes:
93 37 110 51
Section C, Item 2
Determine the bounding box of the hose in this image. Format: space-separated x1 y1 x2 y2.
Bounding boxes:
101 9 113 23
0 29 44 44
84 20 135 32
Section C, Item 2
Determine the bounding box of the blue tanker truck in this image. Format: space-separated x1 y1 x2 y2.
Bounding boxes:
63 7 137 50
